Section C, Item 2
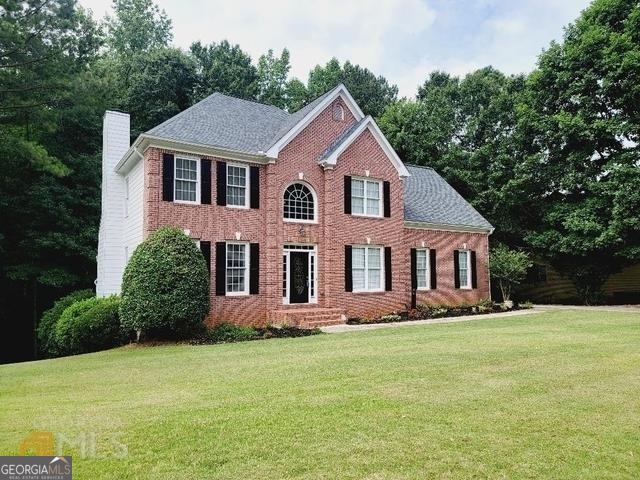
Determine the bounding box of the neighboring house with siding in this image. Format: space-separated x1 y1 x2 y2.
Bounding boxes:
96 84 494 327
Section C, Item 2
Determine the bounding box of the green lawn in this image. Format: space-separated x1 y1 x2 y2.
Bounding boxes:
1 310 639 479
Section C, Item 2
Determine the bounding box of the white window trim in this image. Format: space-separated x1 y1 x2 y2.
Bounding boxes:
458 249 472 290
283 182 318 224
226 242 249 296
352 245 384 293
174 155 200 205
416 248 431 290
226 162 249 209
351 177 383 218
282 244 318 305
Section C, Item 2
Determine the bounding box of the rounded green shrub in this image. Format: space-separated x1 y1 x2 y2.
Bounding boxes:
119 226 210 340
37 289 95 358
54 296 125 356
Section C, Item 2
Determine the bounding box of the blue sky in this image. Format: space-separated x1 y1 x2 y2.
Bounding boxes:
79 0 593 98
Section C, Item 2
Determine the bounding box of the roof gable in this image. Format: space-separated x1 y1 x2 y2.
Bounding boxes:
319 117 410 178
265 84 365 158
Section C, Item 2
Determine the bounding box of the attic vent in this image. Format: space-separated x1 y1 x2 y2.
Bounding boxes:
333 103 344 121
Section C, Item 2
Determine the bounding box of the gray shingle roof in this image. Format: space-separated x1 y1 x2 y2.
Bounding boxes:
318 118 365 160
146 93 289 154
404 164 494 231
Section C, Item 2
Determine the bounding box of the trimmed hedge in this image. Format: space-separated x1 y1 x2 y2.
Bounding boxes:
37 289 95 358
120 226 210 340
54 296 124 356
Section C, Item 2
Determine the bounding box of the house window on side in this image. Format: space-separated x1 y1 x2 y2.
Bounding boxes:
416 249 429 289
458 250 471 289
352 246 383 292
227 164 248 207
333 103 344 121
351 178 381 217
226 243 248 295
283 183 315 221
174 157 199 203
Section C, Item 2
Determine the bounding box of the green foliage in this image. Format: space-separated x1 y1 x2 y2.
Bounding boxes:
204 323 261 343
104 0 172 57
190 40 258 101
257 48 291 109
37 289 95 358
54 295 124 356
307 57 398 118
490 244 533 302
190 323 322 344
120 226 210 340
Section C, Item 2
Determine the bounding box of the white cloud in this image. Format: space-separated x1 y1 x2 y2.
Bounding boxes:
78 0 592 98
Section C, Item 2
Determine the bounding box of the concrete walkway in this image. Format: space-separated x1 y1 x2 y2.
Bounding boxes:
320 308 541 333
320 304 640 333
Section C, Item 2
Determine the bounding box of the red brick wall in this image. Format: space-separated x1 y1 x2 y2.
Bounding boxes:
403 229 491 306
140 96 491 326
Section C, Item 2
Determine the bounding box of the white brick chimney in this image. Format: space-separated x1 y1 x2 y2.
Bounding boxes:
96 111 130 297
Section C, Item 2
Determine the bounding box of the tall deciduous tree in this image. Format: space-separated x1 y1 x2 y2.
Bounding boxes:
307 58 398 118
190 40 258 101
523 0 640 303
104 0 172 57
257 48 291 109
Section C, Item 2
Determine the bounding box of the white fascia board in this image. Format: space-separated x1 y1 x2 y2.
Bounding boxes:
404 221 494 234
115 134 272 174
320 117 411 178
266 84 365 158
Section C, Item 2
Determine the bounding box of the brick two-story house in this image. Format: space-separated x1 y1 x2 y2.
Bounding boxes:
96 84 494 327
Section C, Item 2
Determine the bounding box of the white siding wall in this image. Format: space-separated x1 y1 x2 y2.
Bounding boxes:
96 111 130 297
123 160 144 265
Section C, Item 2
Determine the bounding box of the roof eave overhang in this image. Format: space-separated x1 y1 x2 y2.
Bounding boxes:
114 134 273 174
320 117 410 178
404 220 494 234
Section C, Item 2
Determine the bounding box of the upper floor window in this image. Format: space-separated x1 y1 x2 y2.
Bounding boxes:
283 183 315 221
351 178 381 217
227 164 248 207
333 104 344 121
175 157 199 203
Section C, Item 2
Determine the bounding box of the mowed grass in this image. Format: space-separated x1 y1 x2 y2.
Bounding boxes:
1 310 639 479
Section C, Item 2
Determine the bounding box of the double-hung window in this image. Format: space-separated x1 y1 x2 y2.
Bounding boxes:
352 246 383 291
457 250 471 289
416 249 429 289
351 178 381 217
227 164 248 207
175 157 199 203
226 243 248 295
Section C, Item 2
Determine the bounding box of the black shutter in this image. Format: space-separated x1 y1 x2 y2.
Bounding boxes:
454 250 460 288
249 243 259 294
410 248 417 290
162 153 174 202
216 161 227 206
201 159 211 204
471 250 478 289
344 176 352 214
383 181 391 217
345 245 353 292
200 241 211 274
250 166 260 209
385 247 392 291
215 242 226 296
430 249 437 289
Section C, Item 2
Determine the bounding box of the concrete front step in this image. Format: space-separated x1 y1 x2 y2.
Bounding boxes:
269 307 346 329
